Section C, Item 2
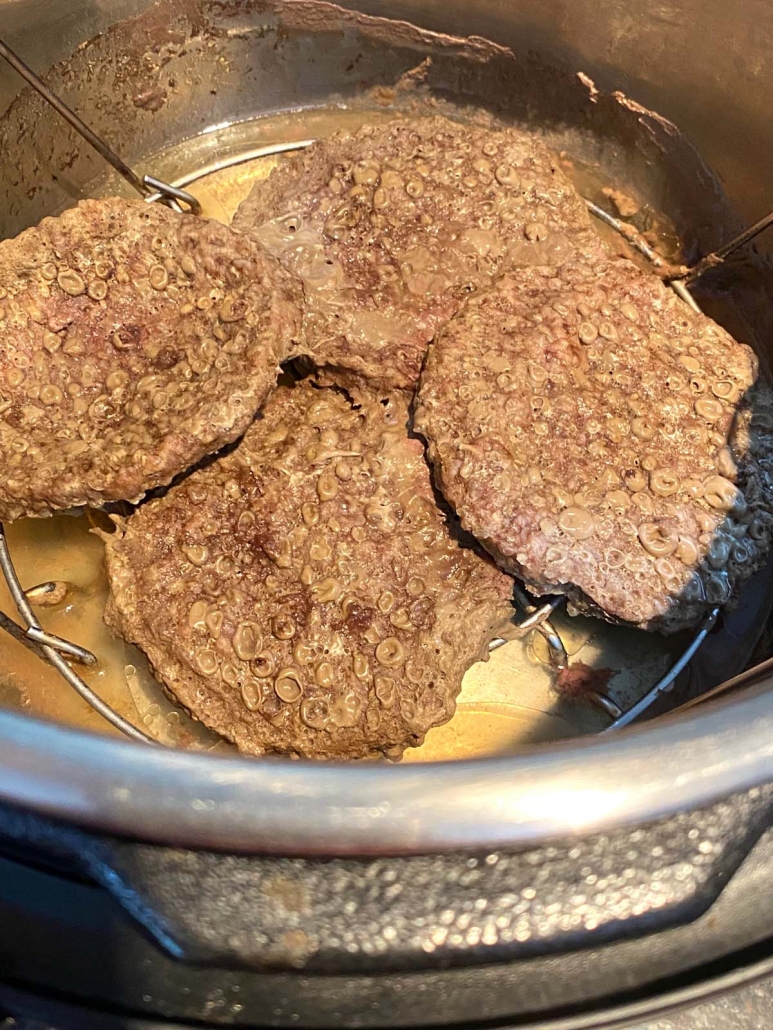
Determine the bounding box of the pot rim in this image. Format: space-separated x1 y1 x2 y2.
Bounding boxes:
0 681 771 855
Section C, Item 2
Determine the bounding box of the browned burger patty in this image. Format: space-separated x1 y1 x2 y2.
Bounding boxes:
0 198 302 521
103 382 513 759
233 116 605 393
415 257 773 632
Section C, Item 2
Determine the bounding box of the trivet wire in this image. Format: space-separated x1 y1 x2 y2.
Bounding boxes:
0 45 770 740
0 525 155 743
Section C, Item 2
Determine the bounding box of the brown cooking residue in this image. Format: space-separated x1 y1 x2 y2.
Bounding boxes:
602 186 640 219
555 662 614 701
133 87 168 112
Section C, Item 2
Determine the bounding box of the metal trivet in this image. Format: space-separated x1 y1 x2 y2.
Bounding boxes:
0 36 771 743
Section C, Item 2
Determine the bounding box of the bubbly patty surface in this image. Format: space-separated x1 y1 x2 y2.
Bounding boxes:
415 257 773 632
104 382 513 759
233 116 604 393
0 198 302 520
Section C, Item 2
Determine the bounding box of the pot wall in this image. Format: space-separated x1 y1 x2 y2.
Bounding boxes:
333 0 773 230
1 0 771 229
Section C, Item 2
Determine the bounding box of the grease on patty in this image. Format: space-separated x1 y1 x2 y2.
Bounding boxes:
416 257 773 631
0 198 302 520
103 382 513 759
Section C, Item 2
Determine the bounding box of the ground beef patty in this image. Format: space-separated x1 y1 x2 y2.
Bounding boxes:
415 257 773 632
233 116 604 393
0 198 302 521
103 382 513 759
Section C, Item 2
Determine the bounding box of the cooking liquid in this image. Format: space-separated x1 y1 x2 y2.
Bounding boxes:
0 104 751 759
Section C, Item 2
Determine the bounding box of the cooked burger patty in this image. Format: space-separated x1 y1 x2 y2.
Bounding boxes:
415 257 773 632
233 116 605 393
0 198 302 520
103 382 513 759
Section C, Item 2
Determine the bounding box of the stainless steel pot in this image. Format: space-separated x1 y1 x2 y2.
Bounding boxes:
1 2 773 1027
0 0 771 853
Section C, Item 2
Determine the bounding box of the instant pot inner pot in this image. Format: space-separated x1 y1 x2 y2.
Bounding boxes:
0 0 772 760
